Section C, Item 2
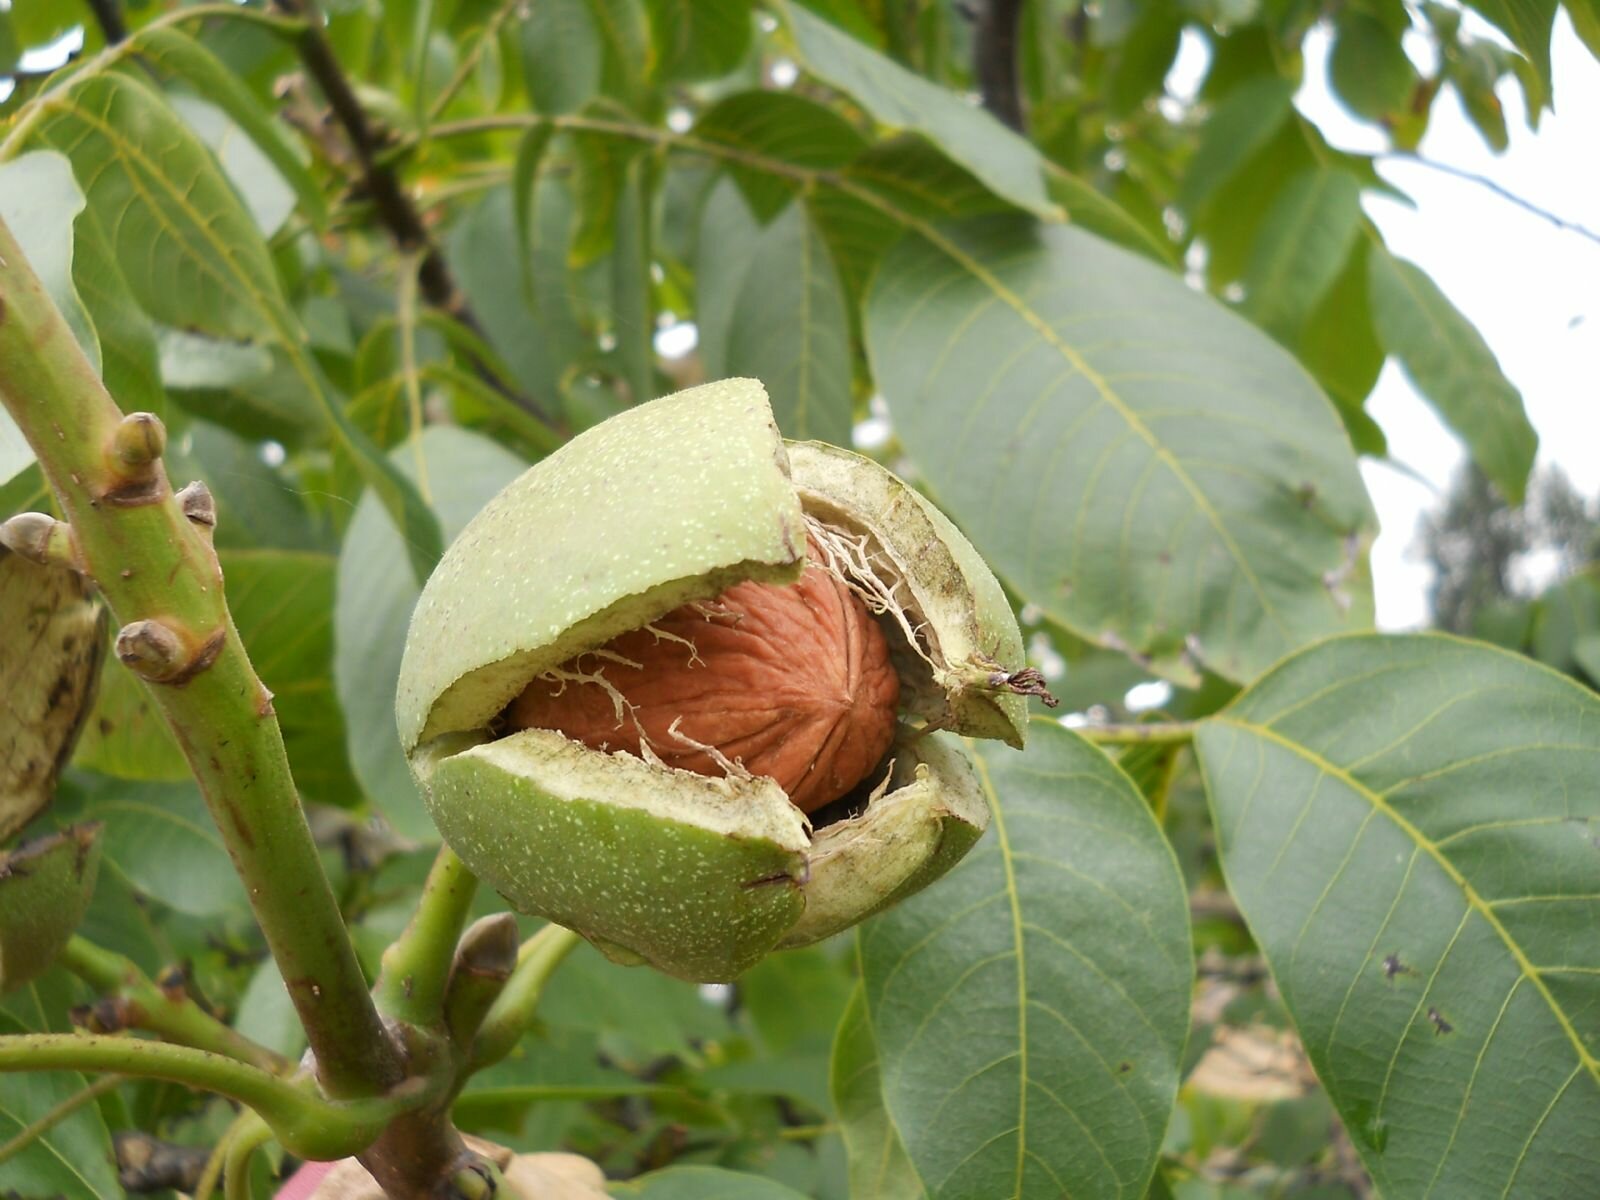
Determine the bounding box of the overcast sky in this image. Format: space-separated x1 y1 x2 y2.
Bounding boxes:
1297 14 1600 628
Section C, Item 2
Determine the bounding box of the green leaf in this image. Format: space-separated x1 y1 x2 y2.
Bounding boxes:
809 135 1013 305
538 942 733 1061
236 958 306 1059
1574 634 1600 687
1449 40 1513 151
0 11 16 76
694 177 765 377
1297 239 1386 454
831 984 926 1200
1106 1 1183 118
1044 165 1178 265
0 1013 120 1200
645 0 753 81
859 724 1191 1200
335 427 525 841
1193 633 1600 1196
1194 122 1315 290
512 124 555 286
28 71 442 580
1178 76 1297 215
0 151 97 375
1329 12 1418 120
1569 0 1600 61
1241 168 1365 343
781 1 1058 218
519 0 603 112
70 199 165 417
451 182 587 408
132 27 326 227
1530 569 1600 677
56 773 249 918
519 0 649 111
168 93 298 237
179 420 328 553
744 945 854 1059
1462 0 1557 107
1367 248 1537 503
610 154 655 406
696 190 853 443
693 91 868 222
867 217 1376 686
610 1165 813 1198
223 550 362 808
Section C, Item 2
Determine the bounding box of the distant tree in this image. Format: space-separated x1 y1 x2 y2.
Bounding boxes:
1421 461 1600 633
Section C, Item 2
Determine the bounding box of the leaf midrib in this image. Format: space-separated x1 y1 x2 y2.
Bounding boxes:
971 752 1029 1200
906 222 1293 644
1214 713 1600 1080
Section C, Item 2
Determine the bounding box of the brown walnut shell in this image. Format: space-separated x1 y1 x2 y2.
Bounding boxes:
506 540 900 814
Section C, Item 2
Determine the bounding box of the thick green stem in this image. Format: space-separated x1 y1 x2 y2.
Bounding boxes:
470 925 582 1071
374 846 478 1027
61 938 287 1073
222 1113 273 1200
0 1035 409 1160
0 213 398 1098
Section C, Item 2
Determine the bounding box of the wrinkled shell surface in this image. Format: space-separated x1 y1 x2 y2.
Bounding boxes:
507 539 900 814
786 441 1029 745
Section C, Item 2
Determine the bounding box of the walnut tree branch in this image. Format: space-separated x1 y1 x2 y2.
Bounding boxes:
269 0 560 426
970 0 1027 133
60 936 288 1074
85 0 129 45
1379 152 1600 248
0 211 398 1101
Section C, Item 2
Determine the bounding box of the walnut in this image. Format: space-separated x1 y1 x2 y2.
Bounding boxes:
506 540 899 814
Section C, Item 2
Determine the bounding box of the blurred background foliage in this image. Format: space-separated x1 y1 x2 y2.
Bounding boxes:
1 0 1596 1195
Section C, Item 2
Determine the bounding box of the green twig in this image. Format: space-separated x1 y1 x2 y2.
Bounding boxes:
0 213 399 1099
778 1123 839 1142
60 937 288 1073
1077 721 1196 746
1378 152 1600 247
470 925 582 1071
0 1035 410 1160
0 1073 123 1166
374 846 479 1028
194 1108 257 1200
223 1112 275 1200
270 0 557 428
